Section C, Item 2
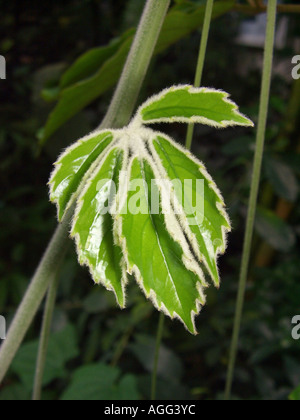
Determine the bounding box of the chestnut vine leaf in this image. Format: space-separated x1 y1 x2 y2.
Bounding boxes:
137 85 254 128
49 131 114 220
49 85 253 333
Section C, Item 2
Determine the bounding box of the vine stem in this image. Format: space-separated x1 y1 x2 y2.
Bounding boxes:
32 271 62 401
100 0 171 130
0 0 171 385
0 206 73 383
185 0 214 150
150 0 215 401
224 0 278 400
151 313 165 400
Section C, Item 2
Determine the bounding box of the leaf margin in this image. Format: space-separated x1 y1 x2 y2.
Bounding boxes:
135 85 254 128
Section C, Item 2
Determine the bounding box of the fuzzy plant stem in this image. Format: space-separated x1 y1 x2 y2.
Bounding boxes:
100 0 171 130
0 207 73 383
185 0 214 150
224 0 278 400
0 0 171 384
32 271 61 401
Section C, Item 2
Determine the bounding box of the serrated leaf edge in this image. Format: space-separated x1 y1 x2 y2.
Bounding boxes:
146 131 231 287
113 153 207 334
70 136 129 308
134 85 254 128
49 129 115 221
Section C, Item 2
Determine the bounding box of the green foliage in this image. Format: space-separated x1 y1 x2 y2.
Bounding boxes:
290 384 300 401
11 325 79 391
264 156 299 202
50 131 114 220
61 363 140 400
1 0 300 401
49 85 252 333
39 0 235 144
255 207 296 252
139 86 253 127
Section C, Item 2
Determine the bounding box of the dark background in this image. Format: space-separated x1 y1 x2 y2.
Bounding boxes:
0 0 300 400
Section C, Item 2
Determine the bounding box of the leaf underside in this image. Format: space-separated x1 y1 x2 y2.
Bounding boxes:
49 85 253 333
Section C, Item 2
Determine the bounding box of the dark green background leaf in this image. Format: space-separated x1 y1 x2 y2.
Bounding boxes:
265 156 299 202
11 325 79 391
39 0 234 144
61 363 140 400
255 207 296 252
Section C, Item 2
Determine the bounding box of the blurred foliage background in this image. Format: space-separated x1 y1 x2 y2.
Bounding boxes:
0 0 300 400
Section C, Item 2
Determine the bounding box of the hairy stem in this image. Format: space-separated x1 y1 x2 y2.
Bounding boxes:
32 271 62 401
185 0 214 150
100 0 171 130
225 0 278 400
0 0 171 384
151 313 165 400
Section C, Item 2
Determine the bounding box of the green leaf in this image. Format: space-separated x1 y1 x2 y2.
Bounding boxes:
49 85 251 333
118 158 206 334
138 86 254 127
61 363 139 400
49 130 113 220
265 156 299 202
129 334 183 382
11 325 79 391
156 0 235 53
255 207 296 252
290 385 300 401
71 147 126 307
0 384 30 401
60 29 135 90
151 134 230 286
39 1 234 144
39 37 133 145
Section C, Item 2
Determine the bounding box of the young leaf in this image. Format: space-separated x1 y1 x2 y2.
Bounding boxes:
49 85 253 333
49 130 113 220
71 147 127 307
137 85 254 127
149 134 230 287
117 158 206 334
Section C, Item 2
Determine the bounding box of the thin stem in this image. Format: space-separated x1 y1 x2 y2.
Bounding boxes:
224 0 278 400
185 0 214 150
100 0 171 130
32 272 62 401
0 206 73 383
151 312 165 400
111 327 133 367
0 0 171 385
